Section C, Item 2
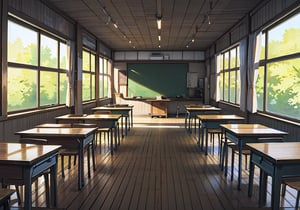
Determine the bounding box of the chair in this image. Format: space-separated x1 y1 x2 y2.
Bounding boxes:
60 123 97 178
11 138 50 206
227 144 251 181
0 188 15 210
228 137 284 181
281 177 300 208
208 128 223 155
93 111 112 149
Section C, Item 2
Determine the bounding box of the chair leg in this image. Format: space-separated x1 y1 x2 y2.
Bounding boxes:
61 155 65 178
44 173 50 207
14 185 22 205
92 141 96 171
231 149 235 181
296 191 300 208
87 144 91 178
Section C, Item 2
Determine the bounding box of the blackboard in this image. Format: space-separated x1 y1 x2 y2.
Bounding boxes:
127 63 188 98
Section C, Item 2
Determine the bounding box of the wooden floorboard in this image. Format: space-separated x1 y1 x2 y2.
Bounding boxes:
8 116 298 210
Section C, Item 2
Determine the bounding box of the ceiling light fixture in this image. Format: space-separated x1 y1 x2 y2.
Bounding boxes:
157 16 162 30
113 23 118 28
158 35 161 41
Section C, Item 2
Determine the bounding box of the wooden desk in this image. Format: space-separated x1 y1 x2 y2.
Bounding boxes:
147 99 170 118
197 115 245 155
220 124 288 190
184 105 221 133
0 143 61 210
247 142 300 210
15 127 97 190
92 105 134 136
55 114 122 154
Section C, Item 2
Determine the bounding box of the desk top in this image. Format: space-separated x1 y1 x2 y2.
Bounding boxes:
16 127 97 138
0 142 61 165
197 114 244 121
55 114 122 121
247 142 300 162
220 123 267 129
92 106 133 111
185 106 221 111
220 124 288 136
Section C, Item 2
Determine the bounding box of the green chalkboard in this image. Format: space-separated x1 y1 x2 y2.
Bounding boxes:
127 63 188 98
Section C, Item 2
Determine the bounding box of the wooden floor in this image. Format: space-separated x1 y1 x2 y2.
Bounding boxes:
9 116 299 210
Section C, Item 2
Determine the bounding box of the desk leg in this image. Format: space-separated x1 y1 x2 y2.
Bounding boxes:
121 117 124 138
197 118 200 145
259 169 268 207
205 128 208 155
237 141 243 190
110 127 114 155
50 158 58 207
24 168 33 210
125 116 128 135
131 109 133 128
221 137 228 172
248 154 254 197
271 172 281 210
78 142 84 190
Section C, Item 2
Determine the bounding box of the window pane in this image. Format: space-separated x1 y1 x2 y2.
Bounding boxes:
219 72 224 100
60 42 67 69
268 13 300 59
104 59 108 74
99 58 103 74
91 54 95 72
229 71 236 103
60 73 67 104
266 58 300 120
230 48 236 68
99 74 104 98
8 21 38 65
224 52 229 69
260 33 266 60
83 51 90 71
91 75 95 99
82 73 91 101
40 71 58 106
256 66 265 111
236 69 240 103
224 71 229 101
104 75 109 97
40 34 58 68
8 67 37 111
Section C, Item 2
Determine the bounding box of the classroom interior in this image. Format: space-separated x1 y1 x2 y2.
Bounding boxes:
0 0 300 209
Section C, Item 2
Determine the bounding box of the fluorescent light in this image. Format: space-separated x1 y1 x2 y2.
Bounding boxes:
157 18 161 30
158 35 161 41
113 23 118 28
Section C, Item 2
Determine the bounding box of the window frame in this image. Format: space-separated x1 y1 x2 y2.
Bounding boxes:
256 11 300 122
7 17 68 114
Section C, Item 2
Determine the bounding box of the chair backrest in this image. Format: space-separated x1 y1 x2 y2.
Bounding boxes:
19 138 48 145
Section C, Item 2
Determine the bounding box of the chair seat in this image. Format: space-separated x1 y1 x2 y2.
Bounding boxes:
0 188 15 209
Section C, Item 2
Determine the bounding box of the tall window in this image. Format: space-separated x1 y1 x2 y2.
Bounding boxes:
7 19 68 112
82 49 96 101
99 57 111 98
257 12 300 121
218 45 240 104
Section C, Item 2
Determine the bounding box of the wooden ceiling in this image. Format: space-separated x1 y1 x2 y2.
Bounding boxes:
46 0 263 51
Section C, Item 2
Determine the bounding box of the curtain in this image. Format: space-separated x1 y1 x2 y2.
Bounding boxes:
239 38 247 111
247 32 262 113
66 40 75 107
